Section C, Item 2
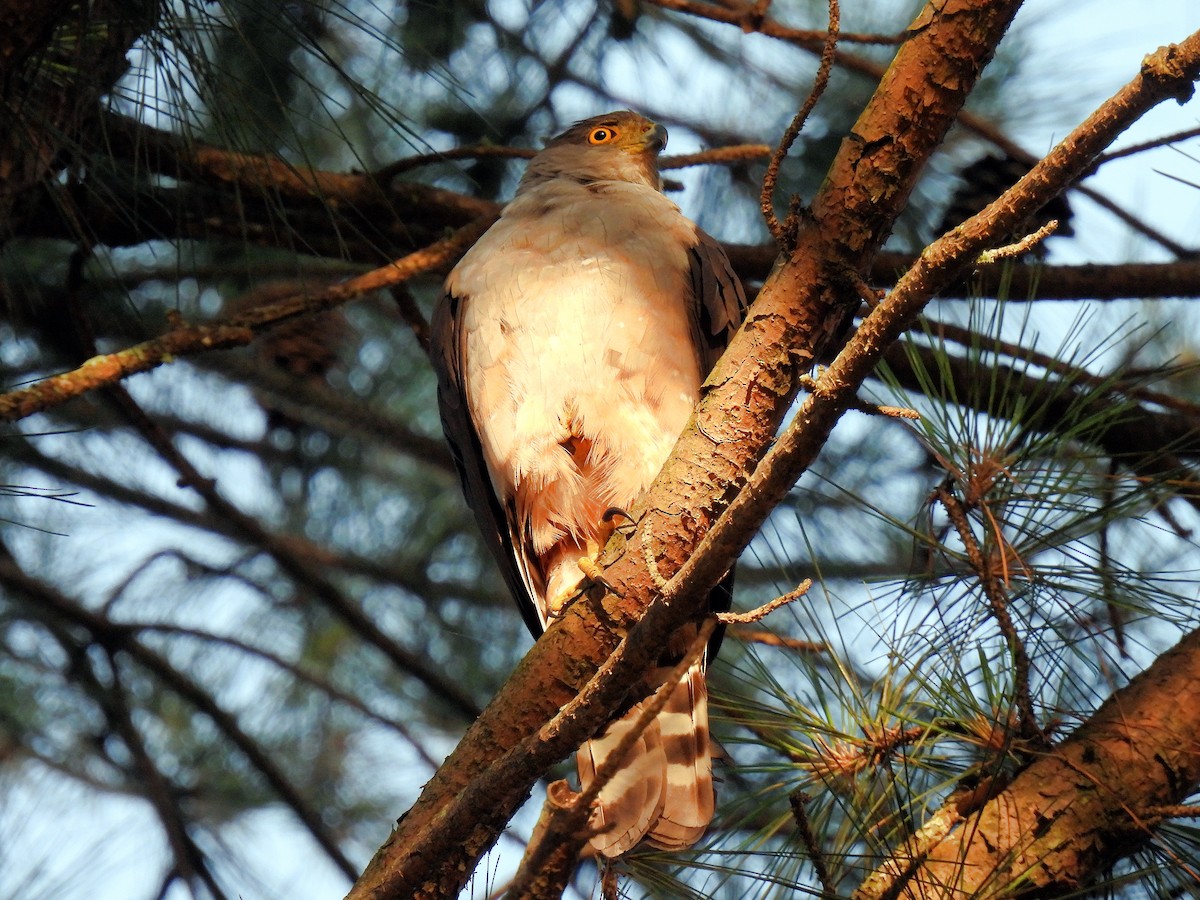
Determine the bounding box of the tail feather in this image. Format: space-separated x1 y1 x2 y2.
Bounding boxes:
578 716 665 857
645 665 712 850
577 661 714 858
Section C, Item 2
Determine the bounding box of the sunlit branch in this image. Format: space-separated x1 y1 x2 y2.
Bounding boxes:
759 0 839 245
507 621 718 899
643 0 903 45
348 2 1036 894
647 0 1197 258
0 220 489 424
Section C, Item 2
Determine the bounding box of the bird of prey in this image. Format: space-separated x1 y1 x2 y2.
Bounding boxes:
431 110 746 857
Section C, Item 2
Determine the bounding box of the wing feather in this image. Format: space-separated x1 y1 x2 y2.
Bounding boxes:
687 229 748 374
430 290 546 637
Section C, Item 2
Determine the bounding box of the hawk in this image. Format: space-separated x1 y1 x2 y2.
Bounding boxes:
432 111 747 857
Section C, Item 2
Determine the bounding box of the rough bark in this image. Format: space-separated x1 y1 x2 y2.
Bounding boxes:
347 1 1029 897
856 626 1200 898
350 17 1200 900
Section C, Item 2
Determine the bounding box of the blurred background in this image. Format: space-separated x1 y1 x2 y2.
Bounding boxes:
0 1 1198 897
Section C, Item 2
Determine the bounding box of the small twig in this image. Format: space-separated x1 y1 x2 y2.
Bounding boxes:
747 0 774 28
1093 124 1200 166
729 627 827 653
374 143 772 182
663 143 773 169
0 218 491 424
642 527 672 589
851 803 965 900
502 781 588 900
646 0 901 44
789 791 835 898
848 268 885 309
716 579 812 624
100 654 230 900
577 619 716 816
504 621 717 898
1145 804 1200 822
600 866 619 900
935 487 1044 747
759 0 840 246
390 283 431 352
870 405 921 420
374 145 534 181
798 375 920 420
1098 458 1129 659
975 220 1060 264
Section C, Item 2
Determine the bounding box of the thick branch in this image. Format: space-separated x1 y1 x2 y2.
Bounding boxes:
856 625 1200 897
720 245 1200 300
352 17 1200 900
647 0 1197 259
347 2 1029 896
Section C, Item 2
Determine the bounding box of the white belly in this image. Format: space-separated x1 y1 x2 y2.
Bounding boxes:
448 179 702 560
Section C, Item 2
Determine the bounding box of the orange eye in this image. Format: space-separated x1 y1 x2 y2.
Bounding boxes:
588 126 618 145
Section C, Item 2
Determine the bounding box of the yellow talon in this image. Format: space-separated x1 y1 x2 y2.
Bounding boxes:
578 555 605 582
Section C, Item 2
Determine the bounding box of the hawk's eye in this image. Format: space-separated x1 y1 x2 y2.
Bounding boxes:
588 126 618 145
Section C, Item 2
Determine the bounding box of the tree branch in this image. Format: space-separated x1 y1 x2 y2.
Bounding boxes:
346 2 1034 896
0 220 490 423
855 625 1200 897
0 555 359 881
352 16 1200 900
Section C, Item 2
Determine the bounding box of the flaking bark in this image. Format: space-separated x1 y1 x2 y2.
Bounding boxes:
347 1 1028 897
856 626 1200 898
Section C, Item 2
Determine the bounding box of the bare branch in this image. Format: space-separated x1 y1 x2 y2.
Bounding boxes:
347 3 1035 895
760 0 839 245
974 219 1060 263
716 579 813 624
935 486 1043 744
643 0 903 45
0 220 490 424
505 620 717 899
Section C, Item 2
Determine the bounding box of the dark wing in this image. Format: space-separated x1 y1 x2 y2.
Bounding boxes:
430 290 546 638
683 229 748 652
686 229 748 375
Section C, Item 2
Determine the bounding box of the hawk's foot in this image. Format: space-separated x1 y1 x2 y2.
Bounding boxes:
603 507 638 536
543 534 620 619
578 554 608 585
578 535 621 597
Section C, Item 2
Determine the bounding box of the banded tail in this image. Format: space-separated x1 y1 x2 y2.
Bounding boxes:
576 660 714 857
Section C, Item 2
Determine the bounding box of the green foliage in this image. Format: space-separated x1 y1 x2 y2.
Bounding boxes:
0 1 1197 898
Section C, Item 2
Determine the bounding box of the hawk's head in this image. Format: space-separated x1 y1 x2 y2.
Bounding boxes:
518 110 667 192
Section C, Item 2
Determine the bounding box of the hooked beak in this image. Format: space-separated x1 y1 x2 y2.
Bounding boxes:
642 122 668 155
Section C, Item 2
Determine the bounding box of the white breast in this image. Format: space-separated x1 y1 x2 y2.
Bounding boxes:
448 179 702 565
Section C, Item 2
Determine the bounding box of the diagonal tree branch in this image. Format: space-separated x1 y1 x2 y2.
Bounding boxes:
350 17 1200 900
0 219 490 423
854 624 1200 897
645 0 1198 259
346 1 1035 896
